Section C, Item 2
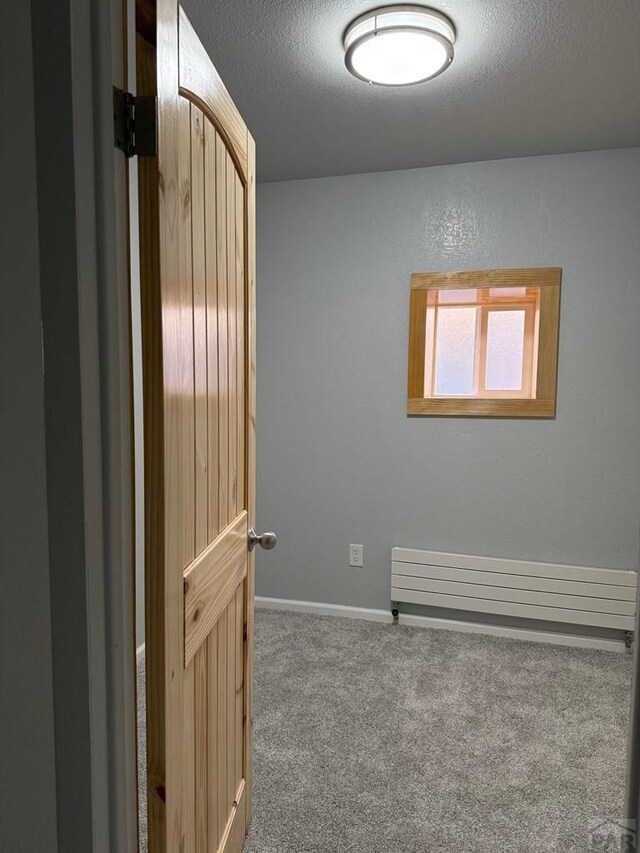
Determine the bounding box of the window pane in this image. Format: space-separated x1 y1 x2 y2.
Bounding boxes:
489 287 527 299
434 307 478 395
437 288 478 304
485 310 525 391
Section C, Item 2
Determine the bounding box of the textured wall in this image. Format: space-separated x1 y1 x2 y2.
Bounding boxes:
255 148 640 611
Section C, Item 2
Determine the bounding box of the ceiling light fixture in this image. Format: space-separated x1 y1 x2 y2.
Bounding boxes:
344 5 455 87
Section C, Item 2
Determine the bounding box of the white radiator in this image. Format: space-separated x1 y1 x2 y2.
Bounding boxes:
391 547 637 634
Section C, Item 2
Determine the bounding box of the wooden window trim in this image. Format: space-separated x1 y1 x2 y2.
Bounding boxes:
407 268 561 418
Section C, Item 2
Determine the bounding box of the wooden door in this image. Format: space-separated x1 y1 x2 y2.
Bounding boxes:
137 3 256 851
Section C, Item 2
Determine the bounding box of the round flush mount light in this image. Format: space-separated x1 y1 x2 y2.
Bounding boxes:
344 5 455 87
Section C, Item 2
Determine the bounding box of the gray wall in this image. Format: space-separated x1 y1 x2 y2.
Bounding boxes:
0 1 58 849
30 0 98 844
255 148 640 611
1 0 126 847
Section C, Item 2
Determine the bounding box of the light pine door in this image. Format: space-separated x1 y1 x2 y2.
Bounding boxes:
137 3 256 851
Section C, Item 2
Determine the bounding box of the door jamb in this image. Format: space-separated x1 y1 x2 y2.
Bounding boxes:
66 0 139 847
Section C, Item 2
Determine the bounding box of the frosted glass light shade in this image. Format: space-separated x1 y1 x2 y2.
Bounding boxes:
344 5 455 86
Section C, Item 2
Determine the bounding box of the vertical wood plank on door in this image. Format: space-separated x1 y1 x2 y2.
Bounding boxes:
243 131 257 825
216 135 229 531
194 644 208 852
227 156 238 519
177 93 196 853
191 104 208 556
177 96 196 569
234 586 244 791
204 121 219 542
235 173 245 513
182 663 195 853
207 623 220 851
226 595 237 811
217 606 228 834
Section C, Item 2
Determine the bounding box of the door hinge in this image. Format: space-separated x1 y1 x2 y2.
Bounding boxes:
113 86 157 158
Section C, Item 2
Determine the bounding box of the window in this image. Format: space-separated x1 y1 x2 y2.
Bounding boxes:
427 287 537 398
407 268 561 417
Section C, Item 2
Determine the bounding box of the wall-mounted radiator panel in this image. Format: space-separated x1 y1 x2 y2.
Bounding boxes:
391 548 637 633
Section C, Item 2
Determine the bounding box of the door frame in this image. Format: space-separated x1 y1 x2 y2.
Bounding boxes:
40 0 140 847
103 0 141 847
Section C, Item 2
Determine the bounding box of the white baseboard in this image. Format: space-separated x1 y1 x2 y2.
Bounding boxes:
255 596 627 653
255 596 392 624
398 613 626 652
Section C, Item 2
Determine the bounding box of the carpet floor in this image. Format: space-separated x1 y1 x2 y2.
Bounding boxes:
138 610 632 852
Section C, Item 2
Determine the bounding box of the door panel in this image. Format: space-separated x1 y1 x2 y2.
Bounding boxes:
137 3 256 851
191 105 208 557
184 512 247 666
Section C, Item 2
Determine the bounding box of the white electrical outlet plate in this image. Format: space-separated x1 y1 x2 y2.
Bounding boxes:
349 544 364 567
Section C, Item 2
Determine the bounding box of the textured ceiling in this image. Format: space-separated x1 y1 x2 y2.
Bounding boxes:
181 0 640 182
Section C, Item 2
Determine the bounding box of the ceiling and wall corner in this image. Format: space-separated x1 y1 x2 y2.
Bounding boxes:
181 0 640 182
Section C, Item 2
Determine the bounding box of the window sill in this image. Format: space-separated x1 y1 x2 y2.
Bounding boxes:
407 398 556 418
